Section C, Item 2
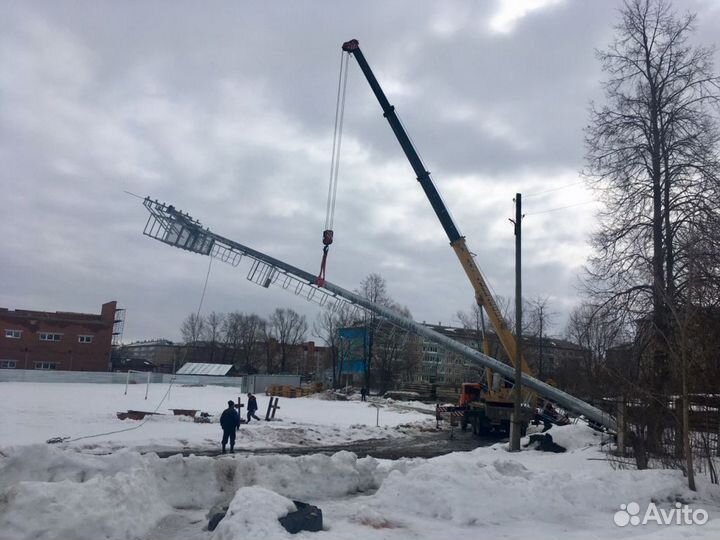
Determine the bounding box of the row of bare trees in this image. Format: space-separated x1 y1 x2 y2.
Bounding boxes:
314 273 422 392
179 273 422 388
456 296 559 379
180 308 308 374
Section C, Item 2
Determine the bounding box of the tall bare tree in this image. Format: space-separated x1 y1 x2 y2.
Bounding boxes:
314 304 358 388
564 302 630 398
202 311 225 362
525 297 556 380
371 307 422 394
237 314 265 373
356 273 396 389
270 308 308 373
222 311 242 365
584 0 720 453
259 317 276 374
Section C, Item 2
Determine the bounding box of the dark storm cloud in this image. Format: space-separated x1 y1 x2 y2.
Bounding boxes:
2 0 719 341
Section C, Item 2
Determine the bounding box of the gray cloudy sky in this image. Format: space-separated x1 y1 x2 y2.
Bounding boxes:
2 0 719 343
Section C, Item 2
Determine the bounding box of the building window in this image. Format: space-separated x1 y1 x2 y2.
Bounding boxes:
4 329 22 339
0 360 17 369
78 335 93 344
39 333 62 342
34 362 57 370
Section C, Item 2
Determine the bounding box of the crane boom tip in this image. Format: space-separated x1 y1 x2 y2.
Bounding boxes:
342 39 359 52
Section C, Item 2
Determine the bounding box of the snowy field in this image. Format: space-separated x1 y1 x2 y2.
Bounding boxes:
2 382 720 540
0 382 433 452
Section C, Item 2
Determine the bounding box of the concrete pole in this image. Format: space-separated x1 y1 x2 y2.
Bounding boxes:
510 193 523 452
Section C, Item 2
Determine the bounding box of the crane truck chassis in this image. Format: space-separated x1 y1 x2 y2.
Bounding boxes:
458 383 533 436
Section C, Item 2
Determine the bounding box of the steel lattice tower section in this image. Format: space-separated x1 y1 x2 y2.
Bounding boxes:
140 197 616 431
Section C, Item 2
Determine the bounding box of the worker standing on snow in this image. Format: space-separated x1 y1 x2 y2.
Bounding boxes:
246 393 261 423
220 400 240 454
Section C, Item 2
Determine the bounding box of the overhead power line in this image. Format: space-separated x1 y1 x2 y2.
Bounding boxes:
523 181 585 199
525 199 597 216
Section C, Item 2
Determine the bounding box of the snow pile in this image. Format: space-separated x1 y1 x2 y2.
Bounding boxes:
0 444 403 539
351 424 716 538
149 450 389 507
368 451 684 529
211 487 296 540
0 458 169 540
2 404 719 539
0 444 148 489
539 422 601 451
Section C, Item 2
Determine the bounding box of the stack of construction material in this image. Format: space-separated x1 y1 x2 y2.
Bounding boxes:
265 384 298 397
304 382 324 394
265 383 323 398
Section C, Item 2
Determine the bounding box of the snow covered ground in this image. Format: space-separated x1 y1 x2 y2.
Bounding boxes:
0 382 433 452
2 382 720 540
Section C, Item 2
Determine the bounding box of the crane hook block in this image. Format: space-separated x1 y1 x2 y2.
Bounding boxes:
322 229 334 246
342 39 359 52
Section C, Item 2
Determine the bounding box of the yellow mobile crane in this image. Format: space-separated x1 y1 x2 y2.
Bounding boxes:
342 39 535 434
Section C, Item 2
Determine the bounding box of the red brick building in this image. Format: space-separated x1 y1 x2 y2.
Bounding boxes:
0 301 119 371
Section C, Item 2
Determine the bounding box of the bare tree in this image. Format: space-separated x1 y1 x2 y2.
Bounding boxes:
664 238 720 489
180 313 205 344
270 308 308 373
202 311 225 362
456 303 486 353
371 306 422 394
222 311 242 365
259 318 276 374
455 303 503 381
584 0 720 454
564 302 631 398
356 273 397 389
313 304 358 388
353 274 422 391
457 297 554 368
524 297 556 380
237 314 265 373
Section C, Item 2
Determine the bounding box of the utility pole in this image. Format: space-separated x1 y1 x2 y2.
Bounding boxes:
510 193 523 452
538 304 543 380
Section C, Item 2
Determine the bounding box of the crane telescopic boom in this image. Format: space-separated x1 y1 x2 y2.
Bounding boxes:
341 38 531 376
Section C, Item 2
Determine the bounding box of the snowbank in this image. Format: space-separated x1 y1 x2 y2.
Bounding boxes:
210 487 296 540
539 422 601 451
2 396 719 540
1 465 169 540
0 443 403 540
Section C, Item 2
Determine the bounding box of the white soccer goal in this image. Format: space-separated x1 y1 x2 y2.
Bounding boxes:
124 370 151 400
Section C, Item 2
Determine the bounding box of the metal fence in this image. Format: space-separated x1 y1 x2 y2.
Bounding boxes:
606 396 719 482
242 374 302 393
0 369 244 387
0 369 311 394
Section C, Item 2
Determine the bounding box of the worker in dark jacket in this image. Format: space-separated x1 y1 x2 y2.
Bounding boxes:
220 400 240 453
246 393 261 423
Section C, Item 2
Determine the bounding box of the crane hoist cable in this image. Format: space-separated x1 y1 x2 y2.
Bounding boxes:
316 49 350 286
